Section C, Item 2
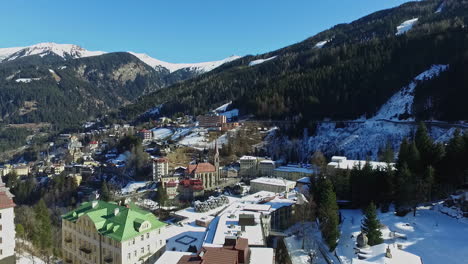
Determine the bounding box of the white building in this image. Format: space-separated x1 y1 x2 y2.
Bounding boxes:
327 156 395 174
0 177 15 262
62 201 167 264
273 165 314 181
239 156 258 178
258 160 275 177
250 177 296 194
153 158 169 181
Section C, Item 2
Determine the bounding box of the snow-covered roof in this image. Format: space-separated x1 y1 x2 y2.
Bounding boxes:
251 177 296 187
274 165 313 174
328 156 394 170
296 177 311 184
240 155 258 161
250 247 275 264
155 251 194 264
352 243 422 264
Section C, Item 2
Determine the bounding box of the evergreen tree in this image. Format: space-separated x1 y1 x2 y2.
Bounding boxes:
100 181 111 202
33 200 53 261
317 178 340 250
361 202 383 246
156 183 169 209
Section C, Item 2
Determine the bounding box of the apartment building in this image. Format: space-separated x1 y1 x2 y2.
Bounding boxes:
62 201 166 264
258 160 275 177
239 156 258 178
153 158 169 181
197 115 226 128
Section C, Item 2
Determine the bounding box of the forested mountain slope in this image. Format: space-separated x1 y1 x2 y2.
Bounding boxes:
122 0 468 125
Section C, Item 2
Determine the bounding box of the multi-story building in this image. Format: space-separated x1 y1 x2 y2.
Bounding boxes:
197 115 226 128
258 160 275 177
61 201 167 264
250 177 296 194
165 180 179 200
239 156 258 178
153 158 169 181
138 129 153 141
327 156 395 175
0 178 16 263
178 179 205 201
273 165 314 181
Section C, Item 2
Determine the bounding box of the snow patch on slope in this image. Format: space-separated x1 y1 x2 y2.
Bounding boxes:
249 56 277 67
130 52 240 73
276 65 457 160
15 78 41 83
435 1 446 13
396 18 419 35
315 40 329 48
372 64 448 121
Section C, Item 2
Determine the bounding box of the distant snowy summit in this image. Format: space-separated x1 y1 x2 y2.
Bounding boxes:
129 52 240 73
0 42 240 74
0 42 106 62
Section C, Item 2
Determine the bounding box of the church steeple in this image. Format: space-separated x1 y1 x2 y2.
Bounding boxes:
214 140 220 171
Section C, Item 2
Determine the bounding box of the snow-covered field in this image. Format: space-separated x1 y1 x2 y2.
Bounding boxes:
396 18 418 35
151 128 173 140
337 206 468 264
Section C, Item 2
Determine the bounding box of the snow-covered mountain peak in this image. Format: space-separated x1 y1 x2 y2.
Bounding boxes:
129 52 241 73
0 42 106 62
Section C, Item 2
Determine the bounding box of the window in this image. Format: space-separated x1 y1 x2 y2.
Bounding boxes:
0 213 2 219
141 235 144 241
127 253 131 260
159 240 162 245
0 237 2 244
132 239 135 245
147 245 150 252
146 233 149 239
134 250 137 257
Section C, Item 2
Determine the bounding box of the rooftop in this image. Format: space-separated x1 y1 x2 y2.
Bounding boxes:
328 156 395 170
353 243 423 264
251 177 296 187
61 200 166 242
240 156 258 161
187 163 216 174
274 165 314 174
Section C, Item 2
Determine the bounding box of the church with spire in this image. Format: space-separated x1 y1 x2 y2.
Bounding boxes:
184 140 220 191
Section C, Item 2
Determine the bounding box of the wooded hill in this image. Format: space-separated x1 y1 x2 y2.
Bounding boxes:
122 0 468 126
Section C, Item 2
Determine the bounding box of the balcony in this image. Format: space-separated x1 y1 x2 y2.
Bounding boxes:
104 256 113 263
79 247 92 254
64 237 72 243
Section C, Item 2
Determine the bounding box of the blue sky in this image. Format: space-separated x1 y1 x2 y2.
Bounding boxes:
1 0 410 63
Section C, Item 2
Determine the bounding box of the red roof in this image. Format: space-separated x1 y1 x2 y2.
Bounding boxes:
89 141 98 144
166 180 178 187
154 157 169 163
140 129 151 133
0 191 15 209
187 163 216 174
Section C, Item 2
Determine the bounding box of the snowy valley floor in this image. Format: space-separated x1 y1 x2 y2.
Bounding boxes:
337 206 468 264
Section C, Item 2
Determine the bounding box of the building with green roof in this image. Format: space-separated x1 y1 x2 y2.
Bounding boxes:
62 200 167 264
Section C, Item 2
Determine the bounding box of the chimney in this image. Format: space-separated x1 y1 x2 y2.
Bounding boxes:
91 201 98 208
